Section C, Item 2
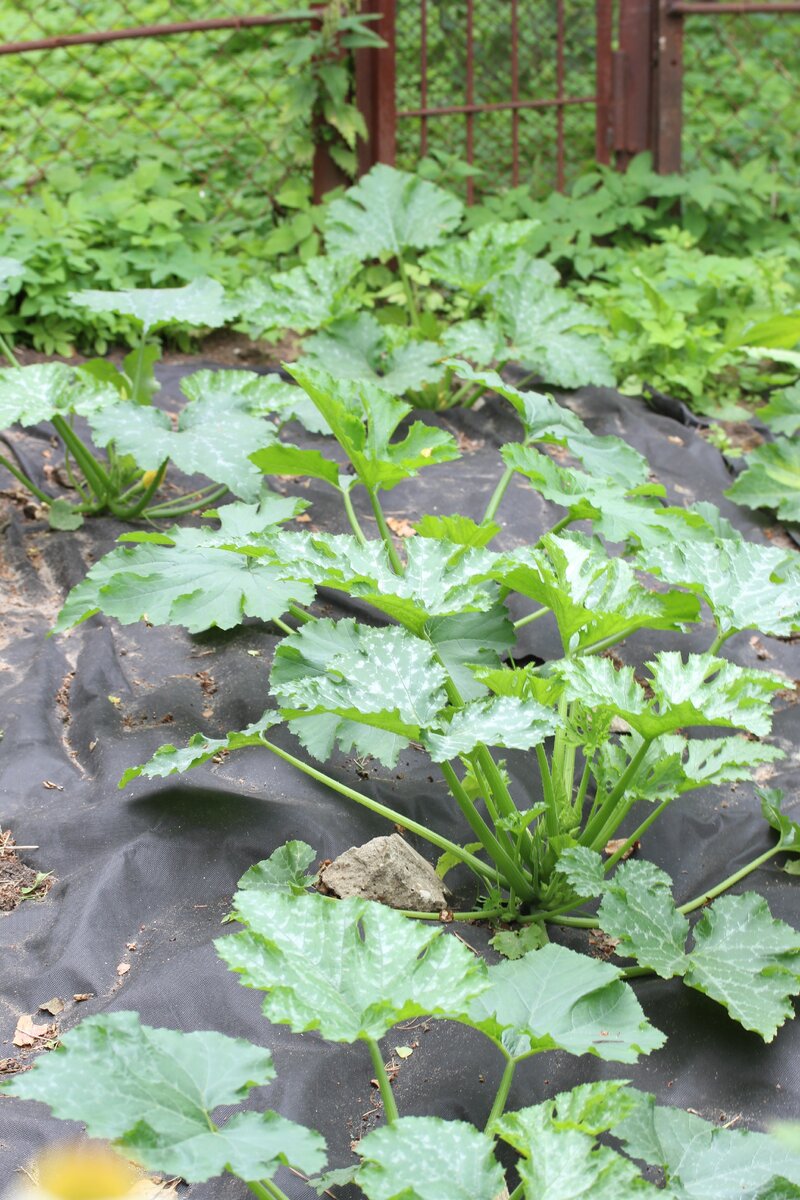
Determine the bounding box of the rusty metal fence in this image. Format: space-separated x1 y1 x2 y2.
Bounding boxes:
0 0 798 222
392 0 612 200
0 2 323 233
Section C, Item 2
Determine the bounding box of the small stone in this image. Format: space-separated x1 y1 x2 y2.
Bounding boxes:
320 834 448 912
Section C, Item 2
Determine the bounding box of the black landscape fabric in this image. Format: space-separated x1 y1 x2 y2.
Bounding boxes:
1 363 799 1198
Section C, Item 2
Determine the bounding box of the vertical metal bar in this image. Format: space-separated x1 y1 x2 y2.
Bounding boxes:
466 0 475 203
312 6 349 201
556 0 566 189
355 0 396 172
420 0 429 155
653 0 683 171
615 0 655 168
595 0 613 163
511 0 520 184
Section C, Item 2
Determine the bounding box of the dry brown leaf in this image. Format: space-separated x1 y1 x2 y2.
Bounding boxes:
73 993 93 1002
386 516 416 538
748 635 774 661
38 997 65 1016
603 838 639 861
13 1014 51 1047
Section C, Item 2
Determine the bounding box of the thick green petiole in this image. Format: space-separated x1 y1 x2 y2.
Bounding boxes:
110 462 168 521
51 415 109 502
604 796 674 872
259 737 500 886
579 738 652 851
144 483 229 519
440 760 533 899
513 606 549 630
396 255 421 330
482 464 514 524
366 1037 399 1123
341 485 369 547
368 487 405 574
677 845 779 914
0 452 54 506
245 1178 292 1200
484 1056 516 1129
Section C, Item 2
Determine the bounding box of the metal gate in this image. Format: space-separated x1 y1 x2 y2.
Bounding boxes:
356 0 613 200
608 0 800 174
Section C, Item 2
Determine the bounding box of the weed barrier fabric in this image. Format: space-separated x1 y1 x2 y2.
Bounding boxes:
1 363 799 1198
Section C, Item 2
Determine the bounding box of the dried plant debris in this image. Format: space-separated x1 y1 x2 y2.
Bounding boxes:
0 830 51 913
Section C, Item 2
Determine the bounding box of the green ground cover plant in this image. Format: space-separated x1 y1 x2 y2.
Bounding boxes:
54 361 800 1041
239 161 800 419
5 859 800 1199
726 382 800 522
0 272 312 526
239 164 616 408
0 1 380 354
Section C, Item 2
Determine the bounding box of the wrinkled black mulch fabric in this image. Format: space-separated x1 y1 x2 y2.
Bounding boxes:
1 365 799 1198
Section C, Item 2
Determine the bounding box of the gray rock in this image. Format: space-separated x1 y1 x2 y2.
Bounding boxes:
320 834 448 912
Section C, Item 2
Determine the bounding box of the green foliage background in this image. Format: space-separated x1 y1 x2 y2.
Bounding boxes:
0 0 798 354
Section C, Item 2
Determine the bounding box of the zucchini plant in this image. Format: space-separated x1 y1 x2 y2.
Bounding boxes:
237 164 614 408
55 363 800 1039
726 380 800 523
0 276 311 527
5 857 800 1200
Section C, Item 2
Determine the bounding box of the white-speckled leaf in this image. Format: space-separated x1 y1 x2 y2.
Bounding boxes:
238 254 361 337
120 713 279 788
615 1093 800 1199
637 531 800 636
357 1117 504 1200
489 276 614 388
54 542 314 634
303 313 445 395
599 861 689 980
88 390 275 500
217 891 487 1042
554 846 606 899
420 219 545 295
70 278 231 332
685 893 800 1042
424 695 558 760
325 164 463 259
0 1012 325 1183
492 532 699 652
558 653 781 740
466 943 664 1062
270 618 449 758
0 362 120 427
181 367 329 435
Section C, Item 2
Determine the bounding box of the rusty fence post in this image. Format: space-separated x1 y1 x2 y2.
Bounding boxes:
614 0 656 169
356 0 396 172
595 0 614 164
652 0 683 171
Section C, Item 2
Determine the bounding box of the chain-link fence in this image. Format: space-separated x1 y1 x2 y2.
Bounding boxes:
0 2 319 243
394 0 608 200
681 8 800 180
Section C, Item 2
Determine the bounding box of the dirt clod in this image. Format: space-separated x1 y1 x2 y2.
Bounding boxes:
319 834 448 912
